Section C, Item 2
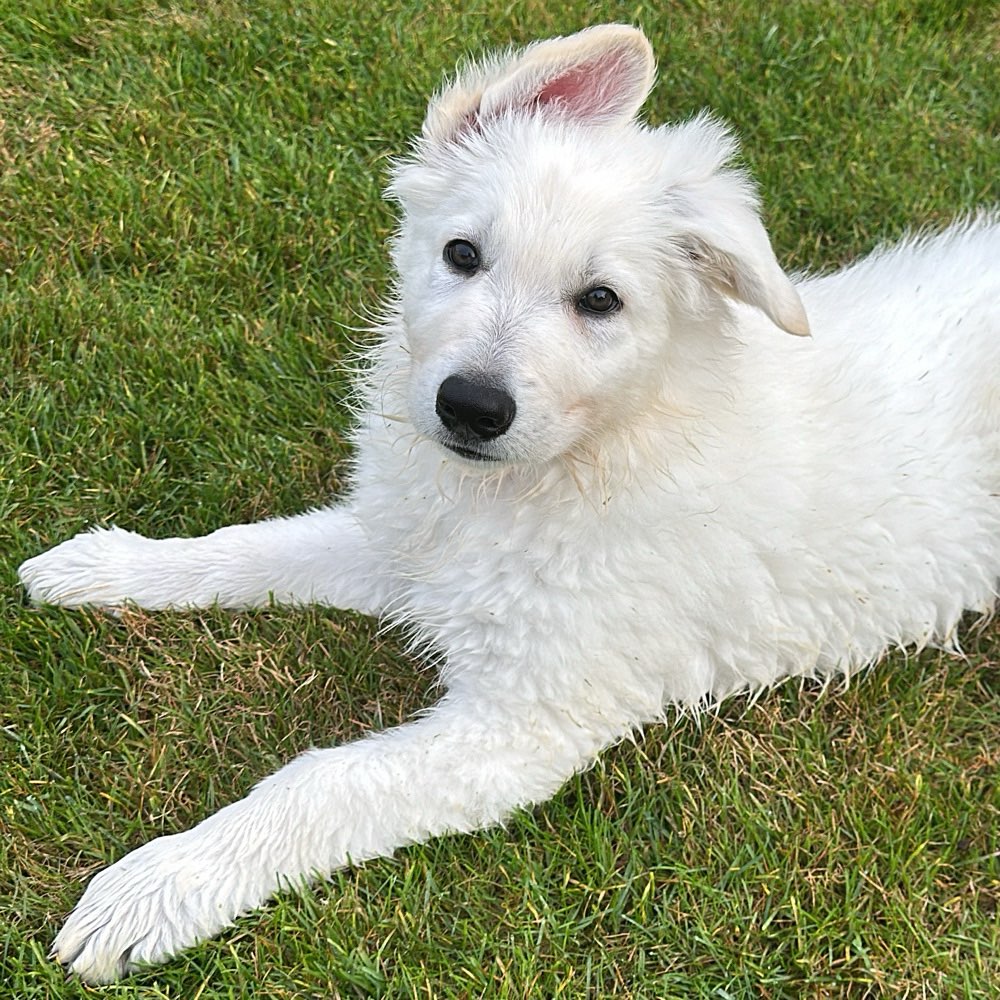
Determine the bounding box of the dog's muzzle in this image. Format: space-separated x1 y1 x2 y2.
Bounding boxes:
435 375 516 458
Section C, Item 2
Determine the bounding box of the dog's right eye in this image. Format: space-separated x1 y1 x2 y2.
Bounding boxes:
577 286 621 315
444 239 481 274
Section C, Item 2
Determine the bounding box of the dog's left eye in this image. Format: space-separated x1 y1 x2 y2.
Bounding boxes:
444 239 481 274
577 286 621 315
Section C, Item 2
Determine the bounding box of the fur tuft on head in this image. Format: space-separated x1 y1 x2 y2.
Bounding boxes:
422 24 655 145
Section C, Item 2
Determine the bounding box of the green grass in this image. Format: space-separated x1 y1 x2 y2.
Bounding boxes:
2 0 998 996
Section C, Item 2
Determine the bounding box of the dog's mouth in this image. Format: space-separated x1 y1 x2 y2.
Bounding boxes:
441 440 503 462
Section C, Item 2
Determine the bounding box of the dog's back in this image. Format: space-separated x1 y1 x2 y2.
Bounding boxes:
799 215 1000 456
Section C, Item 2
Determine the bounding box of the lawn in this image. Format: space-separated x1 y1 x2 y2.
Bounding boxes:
2 1 998 997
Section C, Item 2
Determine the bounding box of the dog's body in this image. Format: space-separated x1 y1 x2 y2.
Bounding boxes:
18 25 1000 984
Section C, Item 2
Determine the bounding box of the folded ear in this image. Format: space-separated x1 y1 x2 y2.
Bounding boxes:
665 115 810 337
682 202 811 336
423 24 656 145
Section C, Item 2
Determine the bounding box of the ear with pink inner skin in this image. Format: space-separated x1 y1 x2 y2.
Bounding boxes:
422 25 656 144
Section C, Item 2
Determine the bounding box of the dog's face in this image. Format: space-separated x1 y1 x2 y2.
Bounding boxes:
393 125 685 466
387 26 808 468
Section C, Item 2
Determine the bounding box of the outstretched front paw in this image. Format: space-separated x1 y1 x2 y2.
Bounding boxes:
19 527 153 608
52 832 245 984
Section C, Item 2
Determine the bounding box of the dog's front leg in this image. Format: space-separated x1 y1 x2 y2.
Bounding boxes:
50 684 619 983
18 504 389 613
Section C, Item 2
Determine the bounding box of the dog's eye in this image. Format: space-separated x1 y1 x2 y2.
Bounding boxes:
578 286 621 315
444 239 481 274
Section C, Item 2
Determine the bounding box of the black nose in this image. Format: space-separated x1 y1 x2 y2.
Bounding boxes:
435 375 516 441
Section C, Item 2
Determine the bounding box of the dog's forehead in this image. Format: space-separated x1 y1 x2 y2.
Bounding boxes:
455 125 661 250
402 119 658 217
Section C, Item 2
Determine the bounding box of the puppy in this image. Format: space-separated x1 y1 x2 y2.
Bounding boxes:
19 24 1000 983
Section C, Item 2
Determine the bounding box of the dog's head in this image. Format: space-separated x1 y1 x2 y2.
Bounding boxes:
387 25 808 468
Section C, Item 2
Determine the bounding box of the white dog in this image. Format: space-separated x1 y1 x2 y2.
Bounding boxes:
19 24 1000 984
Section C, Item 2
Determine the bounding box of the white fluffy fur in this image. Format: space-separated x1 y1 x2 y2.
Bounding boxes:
18 24 1000 984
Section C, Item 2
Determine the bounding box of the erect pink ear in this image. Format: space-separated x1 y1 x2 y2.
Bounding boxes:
423 25 656 144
